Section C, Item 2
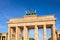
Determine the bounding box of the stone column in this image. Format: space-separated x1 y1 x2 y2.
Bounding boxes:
51 24 56 40
3 37 4 40
24 26 29 40
18 28 22 40
11 28 13 40
8 27 11 40
16 26 18 40
1 36 2 40
35 25 38 40
0 36 1 40
5 36 6 40
43 24 46 40
27 27 29 40
2 37 3 40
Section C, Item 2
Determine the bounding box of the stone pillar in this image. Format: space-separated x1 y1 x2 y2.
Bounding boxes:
8 27 11 40
43 24 46 40
16 26 18 40
1 36 2 40
18 28 22 40
24 26 29 40
2 37 3 40
51 24 56 40
11 28 13 40
27 27 29 40
4 38 5 40
3 37 4 40
5 36 6 40
35 25 38 40
0 36 1 40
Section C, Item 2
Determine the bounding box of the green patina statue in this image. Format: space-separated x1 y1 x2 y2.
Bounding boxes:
25 10 36 15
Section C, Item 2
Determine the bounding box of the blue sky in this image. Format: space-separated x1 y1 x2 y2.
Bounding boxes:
0 0 60 40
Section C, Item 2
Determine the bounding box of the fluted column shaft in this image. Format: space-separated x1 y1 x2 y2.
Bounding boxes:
24 26 29 40
16 26 18 40
43 24 46 40
18 28 22 40
52 24 56 40
3 37 5 40
8 27 11 40
5 36 6 40
1 36 2 40
11 28 13 40
35 25 38 40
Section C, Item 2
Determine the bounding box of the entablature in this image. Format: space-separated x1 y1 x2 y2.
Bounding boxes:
7 15 56 24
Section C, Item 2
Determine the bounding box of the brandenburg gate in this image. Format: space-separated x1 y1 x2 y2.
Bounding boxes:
7 11 57 40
